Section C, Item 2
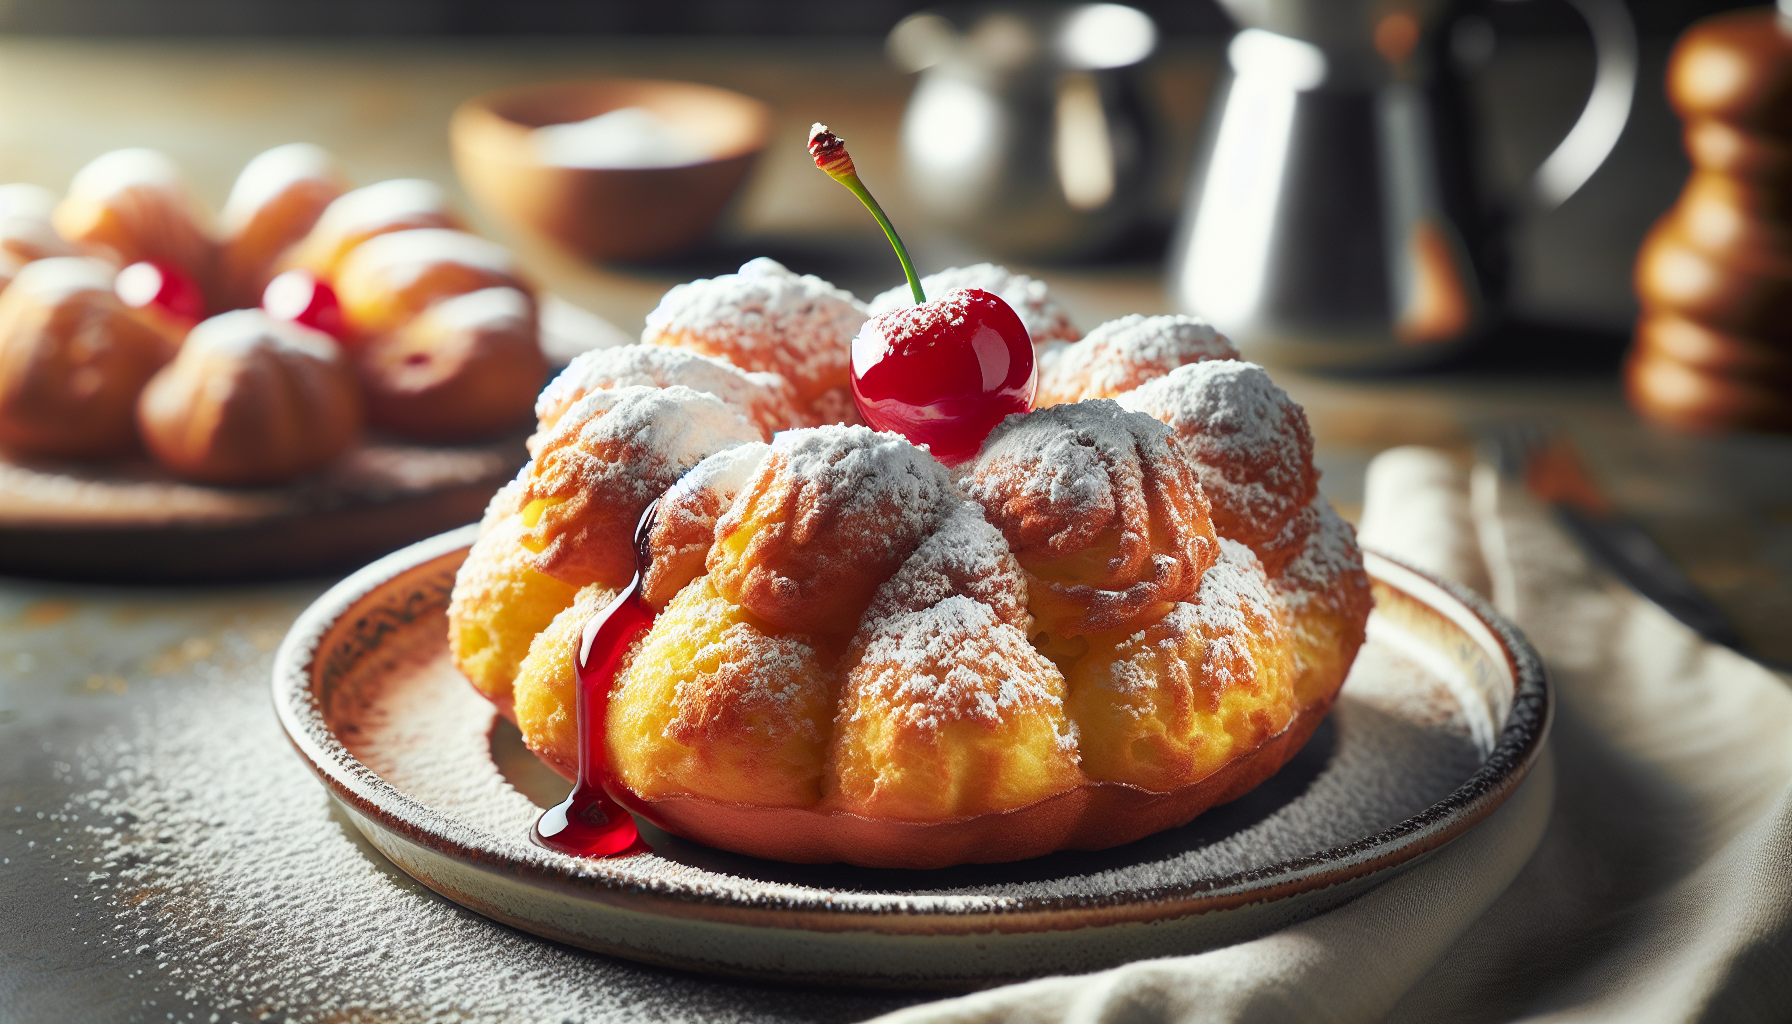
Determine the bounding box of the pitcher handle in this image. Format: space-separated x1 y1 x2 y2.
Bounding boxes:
1527 0 1638 209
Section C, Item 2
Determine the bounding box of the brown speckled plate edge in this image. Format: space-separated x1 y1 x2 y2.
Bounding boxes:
272 527 1550 988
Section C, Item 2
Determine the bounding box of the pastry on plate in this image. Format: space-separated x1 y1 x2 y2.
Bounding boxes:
136 308 360 485
444 129 1371 868
216 143 350 310
0 257 174 459
450 281 1371 868
642 256 865 424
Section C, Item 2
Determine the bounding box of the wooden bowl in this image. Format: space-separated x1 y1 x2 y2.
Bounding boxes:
451 79 769 264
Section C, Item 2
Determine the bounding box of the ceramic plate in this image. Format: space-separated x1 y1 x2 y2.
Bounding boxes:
273 528 1548 989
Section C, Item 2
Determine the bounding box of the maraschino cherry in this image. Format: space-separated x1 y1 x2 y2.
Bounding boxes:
115 260 205 329
262 269 346 341
809 124 1035 464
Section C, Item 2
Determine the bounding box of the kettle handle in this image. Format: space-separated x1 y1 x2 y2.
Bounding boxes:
1526 0 1638 209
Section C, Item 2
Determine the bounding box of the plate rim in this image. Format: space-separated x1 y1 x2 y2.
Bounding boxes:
272 527 1551 934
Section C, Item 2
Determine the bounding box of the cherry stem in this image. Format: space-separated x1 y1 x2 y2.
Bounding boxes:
809 123 925 305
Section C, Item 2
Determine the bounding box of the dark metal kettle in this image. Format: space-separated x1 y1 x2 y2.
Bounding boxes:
1170 0 1638 369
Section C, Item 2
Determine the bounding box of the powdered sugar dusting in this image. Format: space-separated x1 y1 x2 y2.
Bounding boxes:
670 441 771 507
636 584 827 746
867 264 1080 346
1119 360 1316 547
426 286 532 332
338 227 516 283
1039 314 1235 404
543 384 761 486
758 424 955 549
962 400 1177 554
309 178 453 240
221 142 345 235
1273 495 1366 610
7 255 116 301
65 147 192 202
857 499 1030 636
643 258 865 399
848 596 1068 738
853 286 980 371
185 307 341 363
7 563 1482 1017
536 343 801 440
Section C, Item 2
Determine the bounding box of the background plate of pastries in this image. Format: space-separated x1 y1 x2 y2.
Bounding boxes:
0 144 568 581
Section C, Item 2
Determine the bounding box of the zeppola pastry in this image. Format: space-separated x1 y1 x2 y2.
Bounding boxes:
0 144 552 482
136 308 360 484
445 127 1373 869
0 257 175 459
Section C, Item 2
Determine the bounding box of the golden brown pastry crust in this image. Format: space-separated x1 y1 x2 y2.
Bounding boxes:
1035 313 1236 407
216 144 350 310
518 385 763 589
135 309 361 484
534 345 806 450
52 149 217 292
0 258 174 460
706 425 956 636
356 286 547 441
450 266 1371 869
641 257 864 411
1120 360 1319 570
961 400 1219 637
334 228 528 341
286 178 463 280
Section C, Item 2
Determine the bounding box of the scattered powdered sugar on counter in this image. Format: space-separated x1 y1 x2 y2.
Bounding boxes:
20 602 908 1023
13 562 1485 1020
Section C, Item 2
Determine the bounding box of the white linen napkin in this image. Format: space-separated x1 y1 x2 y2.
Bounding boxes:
872 446 1792 1024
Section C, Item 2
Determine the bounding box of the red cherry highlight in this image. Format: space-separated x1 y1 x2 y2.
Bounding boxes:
262 269 346 341
852 288 1036 465
115 260 205 326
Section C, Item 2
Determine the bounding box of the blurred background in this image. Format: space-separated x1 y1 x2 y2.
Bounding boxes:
0 0 1758 352
0 0 1786 656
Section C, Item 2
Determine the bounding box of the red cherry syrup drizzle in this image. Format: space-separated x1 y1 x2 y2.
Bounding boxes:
531 500 659 858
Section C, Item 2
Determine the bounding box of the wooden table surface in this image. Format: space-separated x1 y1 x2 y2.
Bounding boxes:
0 34 1787 1024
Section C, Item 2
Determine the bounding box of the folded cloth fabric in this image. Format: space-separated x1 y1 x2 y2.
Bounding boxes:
873 446 1792 1024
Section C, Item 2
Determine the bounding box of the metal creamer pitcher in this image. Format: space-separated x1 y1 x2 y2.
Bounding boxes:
890 4 1160 261
1171 0 1637 369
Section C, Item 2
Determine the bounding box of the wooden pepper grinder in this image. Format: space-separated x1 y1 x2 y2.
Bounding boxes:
1630 4 1792 433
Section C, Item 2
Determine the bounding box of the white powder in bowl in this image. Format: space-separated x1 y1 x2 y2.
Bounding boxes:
532 107 711 169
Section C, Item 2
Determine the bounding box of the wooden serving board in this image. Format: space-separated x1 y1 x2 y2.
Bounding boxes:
0 434 525 582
